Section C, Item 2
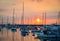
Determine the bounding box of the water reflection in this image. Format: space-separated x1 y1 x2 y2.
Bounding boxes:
0 27 40 41
0 25 60 41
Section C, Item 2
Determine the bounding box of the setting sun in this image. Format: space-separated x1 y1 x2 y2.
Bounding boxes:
36 18 42 23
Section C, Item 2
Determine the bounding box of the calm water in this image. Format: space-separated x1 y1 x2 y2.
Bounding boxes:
0 26 60 41
0 27 40 41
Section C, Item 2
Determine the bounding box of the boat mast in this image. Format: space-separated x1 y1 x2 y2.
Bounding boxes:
57 12 60 25
21 1 24 25
12 8 15 25
45 12 46 25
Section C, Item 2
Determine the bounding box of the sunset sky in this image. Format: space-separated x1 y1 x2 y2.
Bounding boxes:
0 0 60 24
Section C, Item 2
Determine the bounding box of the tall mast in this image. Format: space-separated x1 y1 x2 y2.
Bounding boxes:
1 16 3 28
12 8 15 25
45 12 46 25
57 12 60 25
7 16 9 24
42 12 44 25
21 1 24 25
2 16 3 25
28 17 29 25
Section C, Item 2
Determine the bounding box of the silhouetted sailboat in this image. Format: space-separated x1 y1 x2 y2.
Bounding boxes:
11 8 17 41
20 1 26 41
6 16 9 41
1 16 4 41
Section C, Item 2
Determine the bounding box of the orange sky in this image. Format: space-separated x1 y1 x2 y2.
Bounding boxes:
0 0 60 24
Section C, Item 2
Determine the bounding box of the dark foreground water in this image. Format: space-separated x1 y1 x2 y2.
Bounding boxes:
0 25 60 41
